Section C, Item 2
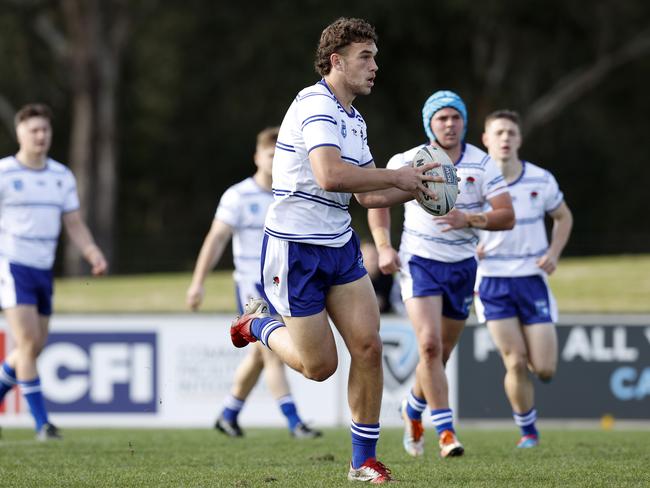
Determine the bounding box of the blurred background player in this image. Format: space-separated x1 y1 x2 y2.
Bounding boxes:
186 127 321 439
0 103 107 440
475 109 573 448
360 240 396 314
230 17 442 484
368 90 514 459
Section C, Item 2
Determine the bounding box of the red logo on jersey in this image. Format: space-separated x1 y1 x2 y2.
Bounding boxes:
530 191 538 198
273 276 280 287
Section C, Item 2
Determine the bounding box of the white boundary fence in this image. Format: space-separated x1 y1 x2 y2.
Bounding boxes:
0 314 647 428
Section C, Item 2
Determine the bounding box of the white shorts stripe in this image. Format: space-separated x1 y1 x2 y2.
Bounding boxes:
0 258 17 309
262 237 291 316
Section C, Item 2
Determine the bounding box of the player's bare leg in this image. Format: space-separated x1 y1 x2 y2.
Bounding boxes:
406 297 463 458
232 277 389 479
215 344 264 437
260 345 322 438
232 345 265 398
407 297 448 410
268 312 338 381
5 307 59 440
441 316 466 366
488 319 534 412
260 346 289 397
523 323 557 382
325 275 391 483
488 318 546 447
326 275 383 423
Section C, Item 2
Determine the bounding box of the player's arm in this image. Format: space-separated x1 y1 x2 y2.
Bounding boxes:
537 201 573 274
353 162 440 208
356 185 423 208
62 210 108 276
367 208 401 274
310 146 440 201
186 219 233 311
436 192 515 232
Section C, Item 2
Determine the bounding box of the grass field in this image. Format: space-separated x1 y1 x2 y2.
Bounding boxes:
1 427 648 487
6 255 647 487
53 254 650 314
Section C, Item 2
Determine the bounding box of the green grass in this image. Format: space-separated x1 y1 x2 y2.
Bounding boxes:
54 271 236 314
1 428 648 487
53 254 650 314
548 254 650 313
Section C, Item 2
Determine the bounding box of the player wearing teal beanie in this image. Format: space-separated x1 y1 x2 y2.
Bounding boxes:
422 90 468 142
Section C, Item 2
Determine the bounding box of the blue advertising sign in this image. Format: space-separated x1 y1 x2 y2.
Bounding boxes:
38 332 157 413
458 323 650 419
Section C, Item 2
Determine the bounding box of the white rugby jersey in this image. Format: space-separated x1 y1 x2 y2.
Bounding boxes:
477 161 564 277
215 177 273 283
264 79 374 247
388 143 508 262
0 156 79 269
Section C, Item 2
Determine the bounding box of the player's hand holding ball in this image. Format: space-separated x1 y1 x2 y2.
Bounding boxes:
412 145 459 216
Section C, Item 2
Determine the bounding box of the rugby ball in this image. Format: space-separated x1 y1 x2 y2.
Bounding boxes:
412 145 458 216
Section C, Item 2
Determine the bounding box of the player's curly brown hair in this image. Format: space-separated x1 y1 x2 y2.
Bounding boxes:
314 17 378 77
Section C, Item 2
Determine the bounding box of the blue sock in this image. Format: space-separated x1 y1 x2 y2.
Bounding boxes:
19 377 49 431
406 389 426 420
0 362 17 401
251 318 285 349
514 408 538 437
222 394 245 422
278 394 301 431
430 408 454 435
350 421 380 469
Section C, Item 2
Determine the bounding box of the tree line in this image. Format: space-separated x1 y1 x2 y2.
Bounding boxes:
1 0 649 274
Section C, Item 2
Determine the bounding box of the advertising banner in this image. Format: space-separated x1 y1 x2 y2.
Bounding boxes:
2 314 647 427
458 317 650 419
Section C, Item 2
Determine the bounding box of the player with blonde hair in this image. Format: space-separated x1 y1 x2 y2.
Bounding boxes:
186 127 320 439
476 109 573 448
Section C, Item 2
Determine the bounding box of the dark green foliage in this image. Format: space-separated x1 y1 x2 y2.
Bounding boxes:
1 1 649 271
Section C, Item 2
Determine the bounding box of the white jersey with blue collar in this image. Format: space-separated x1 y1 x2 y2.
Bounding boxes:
215 177 273 283
0 156 79 269
264 79 374 248
477 161 564 277
388 143 508 262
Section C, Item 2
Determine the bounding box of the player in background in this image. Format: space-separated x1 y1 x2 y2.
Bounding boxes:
475 110 573 448
360 240 395 314
0 103 107 440
186 127 321 439
230 18 443 484
368 90 515 459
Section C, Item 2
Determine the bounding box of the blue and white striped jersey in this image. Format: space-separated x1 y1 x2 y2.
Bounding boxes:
477 161 564 277
264 79 374 247
0 156 79 269
215 177 273 283
388 143 508 262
